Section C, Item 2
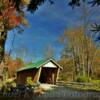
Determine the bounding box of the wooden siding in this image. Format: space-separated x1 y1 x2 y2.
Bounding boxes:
17 69 38 84
16 60 61 85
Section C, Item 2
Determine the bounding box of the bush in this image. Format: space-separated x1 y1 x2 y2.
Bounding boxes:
76 76 90 83
26 77 33 86
90 79 100 84
2 81 17 94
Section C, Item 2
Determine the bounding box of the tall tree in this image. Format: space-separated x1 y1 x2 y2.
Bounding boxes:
69 0 100 39
43 44 55 60
0 0 53 64
61 27 97 79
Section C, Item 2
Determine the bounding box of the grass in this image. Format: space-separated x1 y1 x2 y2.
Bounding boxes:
90 79 100 84
65 79 100 92
66 84 100 92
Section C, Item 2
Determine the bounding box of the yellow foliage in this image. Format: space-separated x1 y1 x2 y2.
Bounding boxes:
22 18 29 26
21 0 30 5
26 77 33 86
11 82 16 88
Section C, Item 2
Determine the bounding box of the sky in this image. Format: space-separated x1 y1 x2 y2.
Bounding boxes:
5 0 100 62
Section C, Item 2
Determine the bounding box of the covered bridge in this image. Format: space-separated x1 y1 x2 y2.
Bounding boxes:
17 59 62 85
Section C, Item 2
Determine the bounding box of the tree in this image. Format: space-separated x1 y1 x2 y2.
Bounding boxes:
0 0 53 64
0 0 99 63
0 53 24 78
0 0 53 81
92 49 100 79
43 44 55 60
58 58 74 81
4 54 24 77
15 44 28 60
61 27 97 79
69 0 100 7
68 0 100 39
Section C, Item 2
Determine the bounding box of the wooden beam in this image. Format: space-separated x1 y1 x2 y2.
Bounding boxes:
56 68 60 83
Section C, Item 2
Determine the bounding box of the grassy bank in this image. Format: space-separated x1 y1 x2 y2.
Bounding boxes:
64 80 100 92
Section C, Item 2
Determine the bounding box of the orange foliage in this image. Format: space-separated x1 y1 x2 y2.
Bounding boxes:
0 0 22 30
4 54 24 78
58 58 74 81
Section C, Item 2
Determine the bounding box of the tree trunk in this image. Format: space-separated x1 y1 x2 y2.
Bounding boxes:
0 31 7 63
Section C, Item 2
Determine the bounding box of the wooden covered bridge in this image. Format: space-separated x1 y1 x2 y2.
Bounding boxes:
17 59 62 85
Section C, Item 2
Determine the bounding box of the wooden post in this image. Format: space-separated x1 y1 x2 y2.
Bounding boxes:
56 68 60 84
52 73 55 84
37 67 42 82
33 67 42 83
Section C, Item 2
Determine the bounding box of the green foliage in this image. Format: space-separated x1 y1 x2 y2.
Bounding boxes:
76 76 90 83
2 80 16 94
90 79 100 84
26 76 33 86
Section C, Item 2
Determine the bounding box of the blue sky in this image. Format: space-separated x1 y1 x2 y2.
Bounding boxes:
5 0 100 62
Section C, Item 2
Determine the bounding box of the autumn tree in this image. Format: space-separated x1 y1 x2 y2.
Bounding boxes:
0 53 24 79
61 27 97 79
0 0 99 64
0 0 28 64
92 49 100 79
43 44 55 60
0 0 53 64
0 0 54 81
61 1 100 80
58 58 74 81
69 0 100 40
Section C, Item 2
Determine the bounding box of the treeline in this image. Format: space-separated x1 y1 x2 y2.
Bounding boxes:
58 27 100 82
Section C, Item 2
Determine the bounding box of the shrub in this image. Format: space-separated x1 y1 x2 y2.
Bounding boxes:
90 79 100 84
26 77 33 86
2 80 17 94
76 76 90 83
